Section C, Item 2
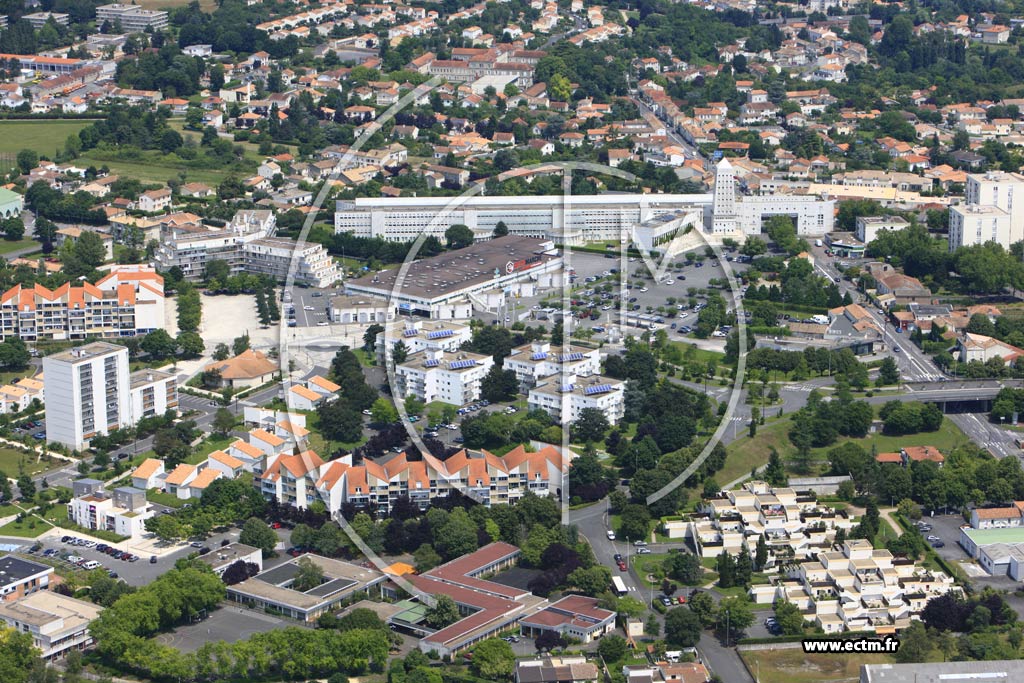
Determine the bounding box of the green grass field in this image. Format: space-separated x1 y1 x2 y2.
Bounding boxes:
75 154 232 186
0 503 66 538
0 446 57 477
739 650 896 683
0 121 96 169
0 238 38 255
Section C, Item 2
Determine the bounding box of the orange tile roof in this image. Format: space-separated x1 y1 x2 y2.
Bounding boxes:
188 468 222 490
165 464 196 486
250 428 285 447
209 450 244 470
131 458 163 481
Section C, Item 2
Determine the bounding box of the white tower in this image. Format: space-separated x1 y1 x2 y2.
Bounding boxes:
712 157 738 234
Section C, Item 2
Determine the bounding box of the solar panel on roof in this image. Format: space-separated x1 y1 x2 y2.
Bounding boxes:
530 352 548 360
560 352 584 362
449 359 476 369
424 359 439 367
560 383 575 392
402 328 418 337
427 329 454 339
584 384 613 395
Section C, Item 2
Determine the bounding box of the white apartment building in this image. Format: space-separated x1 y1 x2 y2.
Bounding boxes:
395 349 493 405
503 341 601 389
527 374 624 424
154 210 274 281
0 592 102 660
67 479 154 539
128 369 177 421
949 170 1024 250
43 343 131 450
96 3 168 30
44 342 178 449
243 237 339 288
375 320 473 362
949 204 1011 251
854 215 909 244
687 481 855 568
0 266 165 342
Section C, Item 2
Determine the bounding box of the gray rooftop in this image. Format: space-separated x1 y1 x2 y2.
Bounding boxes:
861 660 1017 682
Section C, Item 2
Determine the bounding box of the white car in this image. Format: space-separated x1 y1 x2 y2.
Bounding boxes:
712 330 726 337
636 547 652 554
663 279 675 285
634 540 647 547
303 305 315 311
606 530 616 540
680 312 689 318
640 287 649 292
317 321 330 326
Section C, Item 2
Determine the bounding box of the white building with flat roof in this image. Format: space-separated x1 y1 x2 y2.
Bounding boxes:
711 158 834 236
527 374 624 424
96 3 168 30
395 349 493 406
503 341 601 389
948 170 1024 250
854 216 909 244
949 203 1011 250
44 342 177 449
67 480 154 539
0 591 102 659
375 320 473 362
43 342 131 450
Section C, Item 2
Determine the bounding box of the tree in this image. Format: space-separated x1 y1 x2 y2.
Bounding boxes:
688 591 715 627
472 638 515 679
597 634 627 662
568 565 612 596
717 597 754 640
176 331 204 358
741 236 767 256
239 517 278 557
221 560 260 585
292 556 325 591
362 323 384 352
413 543 441 572
15 475 33 500
212 343 230 361
664 607 702 647
436 508 478 560
754 535 768 571
895 620 931 663
481 366 519 403
212 408 235 436
664 552 703 585
773 599 805 635
145 514 183 542
317 399 363 443
445 224 475 249
716 551 735 588
141 328 177 360
232 333 251 356
370 397 399 424
424 594 461 629
73 231 107 268
16 149 38 174
493 221 509 238
619 504 651 541
1 217 24 241
33 217 56 247
878 356 900 386
391 340 409 365
572 407 610 443
764 448 788 487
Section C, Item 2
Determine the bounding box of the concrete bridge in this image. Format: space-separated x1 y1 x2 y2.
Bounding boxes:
896 379 1024 412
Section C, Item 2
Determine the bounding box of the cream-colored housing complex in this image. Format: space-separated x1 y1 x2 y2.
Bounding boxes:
527 374 624 424
687 481 855 568
256 442 567 513
0 266 164 341
374 320 473 362
750 539 956 634
948 170 1024 250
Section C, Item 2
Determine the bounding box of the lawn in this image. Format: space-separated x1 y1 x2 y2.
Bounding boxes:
0 446 58 477
720 417 794 486
75 154 227 186
0 238 38 255
0 121 96 169
146 489 185 508
739 649 896 683
0 503 66 538
188 434 236 464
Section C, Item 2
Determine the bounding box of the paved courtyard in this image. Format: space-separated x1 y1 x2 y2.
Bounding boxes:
156 605 295 652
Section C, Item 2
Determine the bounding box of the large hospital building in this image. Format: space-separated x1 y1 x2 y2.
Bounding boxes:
334 159 834 244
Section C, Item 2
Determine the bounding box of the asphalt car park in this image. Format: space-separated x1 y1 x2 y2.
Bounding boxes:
916 513 972 564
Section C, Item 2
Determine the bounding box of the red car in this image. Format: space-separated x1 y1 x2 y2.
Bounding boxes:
617 561 627 571
271 522 282 529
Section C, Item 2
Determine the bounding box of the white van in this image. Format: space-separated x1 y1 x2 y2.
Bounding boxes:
811 314 829 325
606 530 616 540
